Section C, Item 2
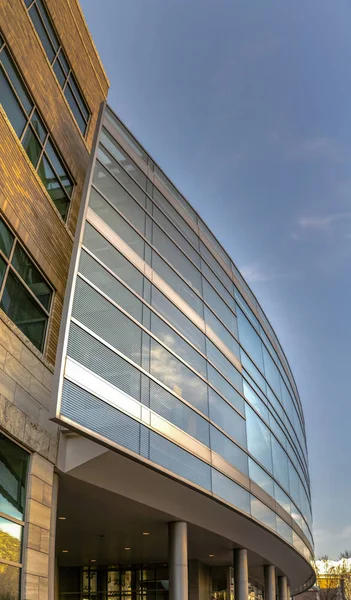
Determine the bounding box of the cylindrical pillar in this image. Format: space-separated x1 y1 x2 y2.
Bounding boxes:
264 565 276 600
287 584 291 600
169 521 188 600
234 549 249 600
278 576 288 600
49 473 59 600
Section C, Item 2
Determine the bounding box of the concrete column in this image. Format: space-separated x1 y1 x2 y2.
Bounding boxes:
169 521 188 600
49 473 59 600
287 584 291 600
278 576 288 600
264 565 276 600
233 549 249 600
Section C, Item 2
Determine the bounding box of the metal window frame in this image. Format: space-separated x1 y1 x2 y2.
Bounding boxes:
25 0 91 136
81 212 312 534
89 176 308 474
0 36 75 222
0 215 54 354
97 131 306 437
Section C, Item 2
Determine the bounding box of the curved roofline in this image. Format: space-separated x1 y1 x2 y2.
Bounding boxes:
104 103 305 428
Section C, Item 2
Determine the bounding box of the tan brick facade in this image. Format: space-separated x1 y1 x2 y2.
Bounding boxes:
0 0 109 597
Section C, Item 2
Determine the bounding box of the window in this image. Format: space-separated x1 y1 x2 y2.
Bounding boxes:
0 216 53 351
209 388 246 447
246 406 273 473
0 38 74 220
0 433 29 600
25 0 90 135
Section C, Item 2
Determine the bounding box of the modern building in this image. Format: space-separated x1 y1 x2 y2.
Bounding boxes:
0 1 314 600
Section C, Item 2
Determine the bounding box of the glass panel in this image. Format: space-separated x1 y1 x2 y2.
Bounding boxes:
0 34 3 48
152 224 202 294
30 110 47 143
64 83 87 135
207 364 244 415
202 278 237 336
275 484 291 514
212 469 250 513
276 516 293 543
11 244 52 309
58 49 69 75
243 380 268 421
97 145 146 206
151 251 203 317
0 219 14 258
153 186 198 248
150 339 208 415
149 380 210 447
246 406 272 473
83 223 144 297
201 259 235 311
249 458 274 496
237 307 264 371
105 107 148 162
241 353 267 394
100 129 147 190
150 312 207 377
22 125 42 168
0 563 20 600
36 0 60 51
288 461 301 507
150 430 211 490
263 346 282 400
271 436 290 493
234 288 260 331
45 140 73 196
210 426 248 473
73 278 143 365
152 205 200 267
0 271 47 351
68 74 89 121
250 496 276 530
0 256 7 287
93 162 146 233
209 388 246 447
0 48 33 115
0 432 29 520
29 4 56 63
38 155 69 220
0 516 22 563
53 58 65 87
151 286 206 354
0 68 27 137
89 189 145 259
206 340 242 394
204 306 239 359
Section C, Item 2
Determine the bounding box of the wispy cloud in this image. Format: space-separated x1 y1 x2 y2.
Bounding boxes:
241 263 301 283
287 137 345 162
298 212 351 231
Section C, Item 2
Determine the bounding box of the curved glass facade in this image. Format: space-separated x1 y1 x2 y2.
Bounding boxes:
56 105 313 569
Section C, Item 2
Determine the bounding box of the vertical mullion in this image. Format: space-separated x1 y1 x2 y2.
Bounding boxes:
0 239 16 303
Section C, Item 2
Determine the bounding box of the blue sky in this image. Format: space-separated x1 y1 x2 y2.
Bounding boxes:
80 0 351 558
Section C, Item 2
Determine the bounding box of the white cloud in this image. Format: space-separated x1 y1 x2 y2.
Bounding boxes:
287 137 345 162
240 263 300 283
298 212 351 231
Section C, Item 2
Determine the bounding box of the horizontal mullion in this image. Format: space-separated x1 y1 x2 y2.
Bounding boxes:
97 147 238 308
84 209 310 496
0 511 24 526
100 128 302 406
76 270 245 419
90 182 239 341
0 556 22 568
94 153 303 421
